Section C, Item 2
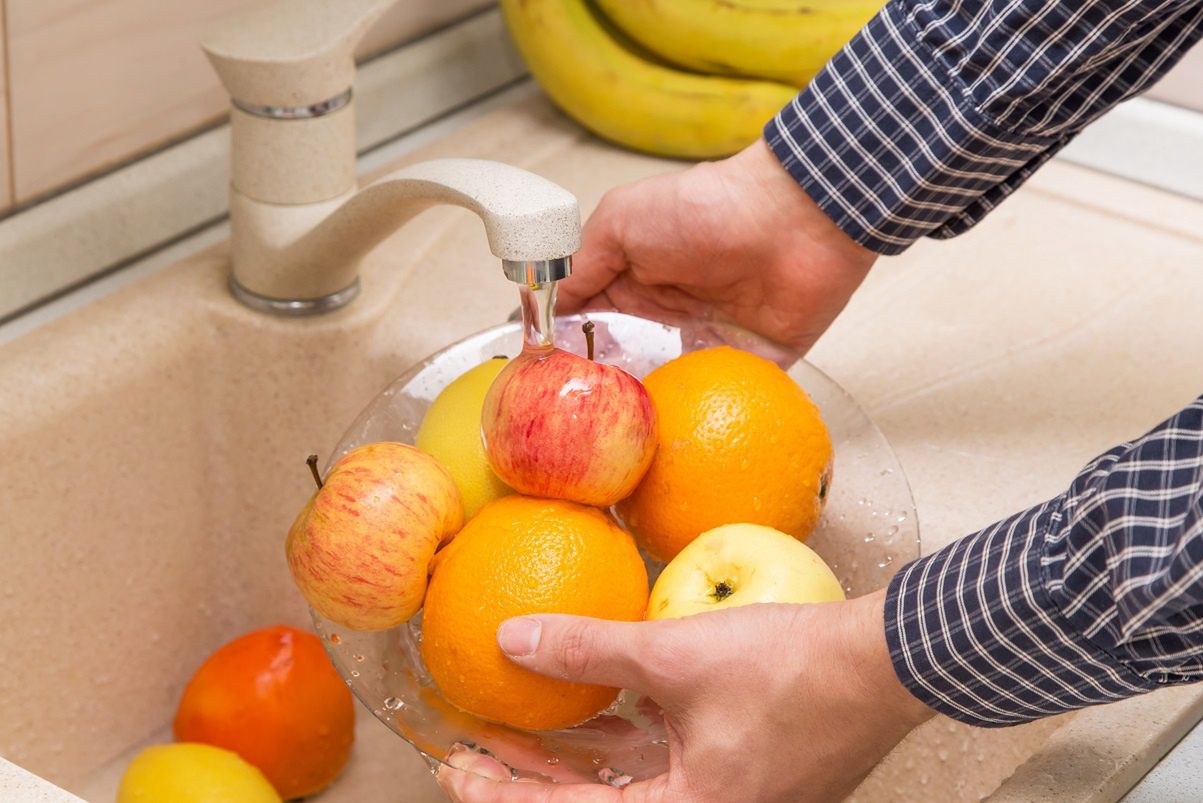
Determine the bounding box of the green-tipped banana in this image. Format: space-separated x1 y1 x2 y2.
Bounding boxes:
594 0 883 88
500 0 799 159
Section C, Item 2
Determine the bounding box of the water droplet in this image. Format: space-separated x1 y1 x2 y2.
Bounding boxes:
863 533 875 543
879 467 893 476
329 633 342 645
599 768 632 788
897 512 909 523
752 497 763 511
384 697 404 711
350 670 360 678
877 556 895 568
547 757 560 765
353 653 365 663
857 497 867 506
887 524 900 537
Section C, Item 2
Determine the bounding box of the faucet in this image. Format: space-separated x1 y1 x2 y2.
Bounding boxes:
200 0 579 315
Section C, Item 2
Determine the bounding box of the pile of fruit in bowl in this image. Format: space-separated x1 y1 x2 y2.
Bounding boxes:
288 312 918 786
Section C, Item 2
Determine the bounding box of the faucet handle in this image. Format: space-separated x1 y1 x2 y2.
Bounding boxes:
201 0 393 108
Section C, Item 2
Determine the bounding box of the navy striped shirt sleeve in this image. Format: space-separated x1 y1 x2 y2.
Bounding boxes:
885 396 1203 726
764 0 1203 254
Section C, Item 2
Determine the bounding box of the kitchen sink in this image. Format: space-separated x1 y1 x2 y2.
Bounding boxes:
2 94 1202 802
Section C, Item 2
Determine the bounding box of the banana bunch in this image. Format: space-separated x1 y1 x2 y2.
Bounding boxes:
499 0 881 160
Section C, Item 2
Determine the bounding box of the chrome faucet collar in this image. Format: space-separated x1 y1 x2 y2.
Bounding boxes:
228 275 361 316
502 258 573 285
232 88 353 120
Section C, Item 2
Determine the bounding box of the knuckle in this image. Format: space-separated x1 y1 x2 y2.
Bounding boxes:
637 631 690 688
551 622 599 679
594 186 627 217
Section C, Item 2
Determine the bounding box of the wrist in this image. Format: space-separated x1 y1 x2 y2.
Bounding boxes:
842 589 936 731
726 139 876 268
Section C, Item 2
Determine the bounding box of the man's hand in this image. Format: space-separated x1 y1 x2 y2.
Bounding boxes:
436 592 934 802
558 140 877 355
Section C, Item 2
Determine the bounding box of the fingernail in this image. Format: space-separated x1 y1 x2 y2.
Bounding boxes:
498 617 541 657
446 746 475 770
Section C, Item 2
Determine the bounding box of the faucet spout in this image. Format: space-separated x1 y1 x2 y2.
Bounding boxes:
227 158 581 315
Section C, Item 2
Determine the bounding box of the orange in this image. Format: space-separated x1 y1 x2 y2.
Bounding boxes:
617 346 833 561
173 625 355 799
421 496 648 730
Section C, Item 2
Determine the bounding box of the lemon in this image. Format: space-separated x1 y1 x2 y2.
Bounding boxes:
416 356 513 519
117 743 281 803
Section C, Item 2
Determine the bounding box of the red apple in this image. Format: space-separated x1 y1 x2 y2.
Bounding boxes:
285 442 463 631
481 327 658 507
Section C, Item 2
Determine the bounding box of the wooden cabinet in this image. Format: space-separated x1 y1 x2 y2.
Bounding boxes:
2 0 491 206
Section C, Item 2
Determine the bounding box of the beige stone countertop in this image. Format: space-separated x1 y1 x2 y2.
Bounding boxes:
2 93 1202 801
0 758 83 802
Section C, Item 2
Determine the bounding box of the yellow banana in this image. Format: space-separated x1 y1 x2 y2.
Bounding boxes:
593 0 884 88
500 0 799 160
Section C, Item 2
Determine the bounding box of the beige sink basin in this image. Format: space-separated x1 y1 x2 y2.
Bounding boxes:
3 94 1202 802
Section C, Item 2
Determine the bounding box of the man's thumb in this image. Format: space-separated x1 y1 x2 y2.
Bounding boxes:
497 614 655 689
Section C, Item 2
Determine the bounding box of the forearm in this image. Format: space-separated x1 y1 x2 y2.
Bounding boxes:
886 395 1203 726
766 0 1203 254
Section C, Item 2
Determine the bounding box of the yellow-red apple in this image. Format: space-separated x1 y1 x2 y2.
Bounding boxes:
481 332 657 508
285 442 463 631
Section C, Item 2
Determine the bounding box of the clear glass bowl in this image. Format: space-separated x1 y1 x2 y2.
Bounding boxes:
312 312 919 785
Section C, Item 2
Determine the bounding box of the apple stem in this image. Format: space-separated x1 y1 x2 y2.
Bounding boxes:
306 454 324 490
583 320 596 361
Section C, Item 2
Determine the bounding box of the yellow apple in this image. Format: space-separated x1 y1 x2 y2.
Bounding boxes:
285 442 463 631
416 356 513 519
648 523 845 620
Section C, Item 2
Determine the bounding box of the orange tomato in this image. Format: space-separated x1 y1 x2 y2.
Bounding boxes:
173 625 354 799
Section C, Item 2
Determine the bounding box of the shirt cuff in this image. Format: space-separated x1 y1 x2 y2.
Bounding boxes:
763 0 1064 255
884 498 1157 727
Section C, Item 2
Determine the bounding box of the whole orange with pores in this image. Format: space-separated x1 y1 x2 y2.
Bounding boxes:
420 496 648 730
617 346 833 561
